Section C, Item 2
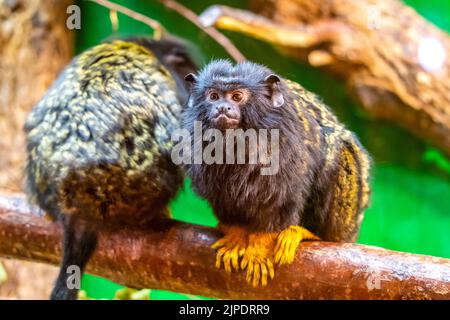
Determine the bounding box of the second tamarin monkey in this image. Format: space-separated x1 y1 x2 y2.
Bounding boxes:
182 60 371 287
24 38 197 299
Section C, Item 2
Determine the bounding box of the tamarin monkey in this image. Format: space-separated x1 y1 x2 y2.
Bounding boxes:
182 60 371 287
24 37 197 299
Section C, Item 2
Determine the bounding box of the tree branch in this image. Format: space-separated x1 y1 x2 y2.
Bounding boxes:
0 192 449 299
88 0 245 61
199 1 450 156
87 0 165 39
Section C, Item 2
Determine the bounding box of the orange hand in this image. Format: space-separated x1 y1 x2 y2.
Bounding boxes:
274 226 320 265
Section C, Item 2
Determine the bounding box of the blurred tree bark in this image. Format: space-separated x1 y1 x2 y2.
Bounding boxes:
200 0 450 156
0 0 74 299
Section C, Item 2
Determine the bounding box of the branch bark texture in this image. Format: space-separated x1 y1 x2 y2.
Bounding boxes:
0 193 449 300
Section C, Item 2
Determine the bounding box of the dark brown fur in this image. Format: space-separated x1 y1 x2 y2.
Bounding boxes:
182 60 371 240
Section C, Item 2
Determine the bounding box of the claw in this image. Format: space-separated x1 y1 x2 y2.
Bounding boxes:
231 246 241 271
252 263 261 287
267 259 275 279
274 241 285 264
246 261 254 283
260 263 268 287
244 260 272 287
241 255 248 269
239 232 277 287
211 225 248 273
215 247 225 269
212 226 286 286
211 238 225 250
223 251 232 273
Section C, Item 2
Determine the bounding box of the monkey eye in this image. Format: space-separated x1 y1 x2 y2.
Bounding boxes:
232 92 243 102
209 92 220 101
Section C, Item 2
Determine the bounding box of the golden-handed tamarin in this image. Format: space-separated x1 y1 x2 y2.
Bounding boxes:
24 38 197 299
182 60 371 287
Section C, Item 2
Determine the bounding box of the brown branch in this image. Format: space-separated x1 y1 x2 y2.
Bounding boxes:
87 0 165 39
199 1 450 156
0 192 449 299
199 5 329 48
157 0 245 62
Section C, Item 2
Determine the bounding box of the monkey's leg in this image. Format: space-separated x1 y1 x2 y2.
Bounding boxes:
320 141 370 242
50 216 97 300
274 226 320 265
211 224 248 273
240 232 278 287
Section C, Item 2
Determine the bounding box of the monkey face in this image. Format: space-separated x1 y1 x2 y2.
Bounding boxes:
184 60 286 131
203 87 251 130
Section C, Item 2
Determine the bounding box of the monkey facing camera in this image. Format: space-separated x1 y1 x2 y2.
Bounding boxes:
182 60 371 287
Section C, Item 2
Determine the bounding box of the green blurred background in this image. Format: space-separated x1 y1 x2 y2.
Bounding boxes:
75 0 450 299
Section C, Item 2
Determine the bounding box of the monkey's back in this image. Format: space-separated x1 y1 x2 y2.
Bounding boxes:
25 40 183 224
287 80 371 241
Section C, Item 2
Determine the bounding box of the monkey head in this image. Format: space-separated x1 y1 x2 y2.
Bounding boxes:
128 36 197 78
184 60 286 131
125 36 198 105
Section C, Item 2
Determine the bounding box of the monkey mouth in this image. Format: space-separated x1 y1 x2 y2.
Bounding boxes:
211 114 240 129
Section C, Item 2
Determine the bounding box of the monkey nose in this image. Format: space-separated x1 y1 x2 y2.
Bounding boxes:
217 105 231 113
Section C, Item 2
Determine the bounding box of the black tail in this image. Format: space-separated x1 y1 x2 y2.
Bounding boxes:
50 217 97 300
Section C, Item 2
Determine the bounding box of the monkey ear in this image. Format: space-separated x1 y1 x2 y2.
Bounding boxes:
184 73 198 83
264 74 284 108
264 74 281 85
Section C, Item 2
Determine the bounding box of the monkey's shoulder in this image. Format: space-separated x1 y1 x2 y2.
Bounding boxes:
75 40 164 74
286 80 341 129
74 41 177 95
25 40 182 147
285 79 370 168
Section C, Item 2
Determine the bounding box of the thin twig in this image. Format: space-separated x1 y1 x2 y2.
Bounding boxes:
109 10 119 33
87 0 165 39
157 0 246 62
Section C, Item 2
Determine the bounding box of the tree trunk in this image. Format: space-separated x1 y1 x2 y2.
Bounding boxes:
0 0 74 299
200 0 450 156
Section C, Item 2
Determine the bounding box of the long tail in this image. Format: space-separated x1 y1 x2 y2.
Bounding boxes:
50 217 97 300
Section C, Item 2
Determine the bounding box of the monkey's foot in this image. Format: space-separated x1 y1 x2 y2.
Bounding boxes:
211 225 248 273
274 226 320 265
240 233 277 287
